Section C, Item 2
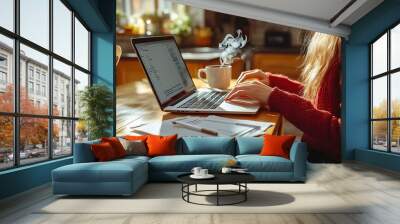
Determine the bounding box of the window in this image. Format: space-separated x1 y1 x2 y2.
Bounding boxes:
36 83 40 95
0 35 13 113
53 59 72 117
20 0 49 49
19 117 49 165
42 85 46 97
0 0 14 32
371 23 400 154
21 45 50 115
28 67 34 80
35 70 40 81
0 54 7 88
54 89 58 104
74 69 89 142
0 0 91 170
0 54 7 67
0 70 7 92
53 119 72 158
0 71 6 85
53 0 72 60
74 69 89 118
28 81 34 94
0 116 13 169
74 18 90 70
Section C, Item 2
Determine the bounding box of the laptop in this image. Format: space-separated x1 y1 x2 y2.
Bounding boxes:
131 36 260 114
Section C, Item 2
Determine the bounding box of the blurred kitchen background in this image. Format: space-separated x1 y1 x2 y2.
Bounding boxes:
116 0 311 84
116 0 309 135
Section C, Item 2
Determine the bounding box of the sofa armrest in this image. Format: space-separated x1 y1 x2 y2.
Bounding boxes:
289 141 308 181
73 140 100 163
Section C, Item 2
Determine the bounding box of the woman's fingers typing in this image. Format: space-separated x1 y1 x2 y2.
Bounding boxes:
226 82 254 99
225 90 260 106
225 80 273 107
236 69 269 86
226 90 251 100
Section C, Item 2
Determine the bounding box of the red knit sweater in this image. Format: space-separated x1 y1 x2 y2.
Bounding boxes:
267 59 341 163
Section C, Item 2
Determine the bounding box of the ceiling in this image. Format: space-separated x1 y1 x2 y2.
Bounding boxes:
170 0 384 37
226 0 352 22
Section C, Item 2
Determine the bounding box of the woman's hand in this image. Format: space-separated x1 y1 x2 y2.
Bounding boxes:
236 69 271 87
225 80 273 107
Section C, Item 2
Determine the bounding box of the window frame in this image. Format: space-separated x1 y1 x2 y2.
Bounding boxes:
0 0 92 171
0 53 8 90
370 20 400 154
0 53 7 68
0 71 7 85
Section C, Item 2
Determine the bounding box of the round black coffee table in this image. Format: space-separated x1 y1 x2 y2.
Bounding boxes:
177 173 255 206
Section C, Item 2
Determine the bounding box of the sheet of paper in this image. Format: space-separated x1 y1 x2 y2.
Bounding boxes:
180 117 254 137
132 115 274 137
132 117 212 137
205 115 274 137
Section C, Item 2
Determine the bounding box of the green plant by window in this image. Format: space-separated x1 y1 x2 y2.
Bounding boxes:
79 84 113 140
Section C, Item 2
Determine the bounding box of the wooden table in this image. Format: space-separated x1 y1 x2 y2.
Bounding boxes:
116 78 282 136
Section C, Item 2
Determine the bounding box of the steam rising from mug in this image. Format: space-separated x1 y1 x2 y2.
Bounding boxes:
219 30 247 65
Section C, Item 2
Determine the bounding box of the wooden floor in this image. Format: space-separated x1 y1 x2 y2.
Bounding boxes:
1 162 400 224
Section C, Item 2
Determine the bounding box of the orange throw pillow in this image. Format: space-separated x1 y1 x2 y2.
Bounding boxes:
146 135 177 157
91 142 117 162
260 134 296 159
101 137 126 158
124 135 148 141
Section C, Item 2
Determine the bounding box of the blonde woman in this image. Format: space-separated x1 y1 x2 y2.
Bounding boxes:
225 33 341 162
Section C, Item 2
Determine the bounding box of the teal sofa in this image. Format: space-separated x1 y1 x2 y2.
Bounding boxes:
52 137 307 196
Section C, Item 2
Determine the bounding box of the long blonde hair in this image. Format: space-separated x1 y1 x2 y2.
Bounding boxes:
301 33 341 99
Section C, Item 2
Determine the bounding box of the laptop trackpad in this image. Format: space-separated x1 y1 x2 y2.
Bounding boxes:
219 101 259 113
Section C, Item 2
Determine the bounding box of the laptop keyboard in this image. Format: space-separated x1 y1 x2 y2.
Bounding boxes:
178 91 227 109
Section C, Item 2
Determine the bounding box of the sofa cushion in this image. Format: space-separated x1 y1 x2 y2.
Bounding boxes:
91 142 118 161
260 134 296 159
236 137 263 155
73 140 100 163
177 137 235 155
119 138 148 156
149 154 235 172
236 155 293 172
53 158 147 183
147 135 178 157
101 137 127 158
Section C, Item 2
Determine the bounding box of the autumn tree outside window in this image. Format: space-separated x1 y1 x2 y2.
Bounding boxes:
0 0 91 170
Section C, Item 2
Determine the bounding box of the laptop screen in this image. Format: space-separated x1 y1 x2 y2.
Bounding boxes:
134 39 195 105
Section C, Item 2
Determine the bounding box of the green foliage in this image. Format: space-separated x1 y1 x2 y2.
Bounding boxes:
79 84 113 140
168 12 192 36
